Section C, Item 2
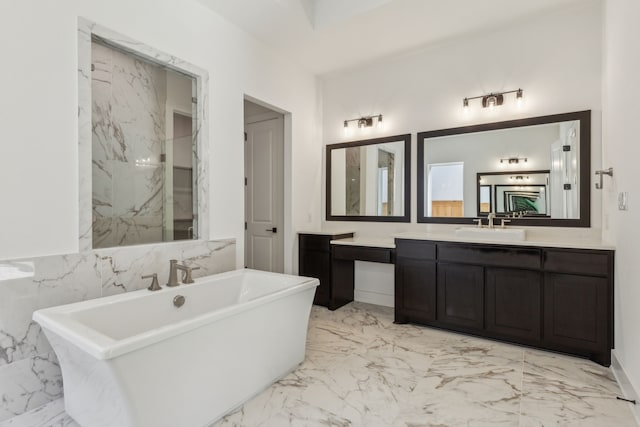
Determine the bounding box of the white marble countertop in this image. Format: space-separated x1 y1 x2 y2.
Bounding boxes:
394 230 615 251
330 237 396 249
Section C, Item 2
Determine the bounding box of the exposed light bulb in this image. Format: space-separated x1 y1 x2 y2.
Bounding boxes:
516 88 524 107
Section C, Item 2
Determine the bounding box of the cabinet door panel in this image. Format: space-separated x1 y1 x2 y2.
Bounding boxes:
395 258 436 321
437 263 484 329
486 268 541 341
544 273 608 351
299 250 330 307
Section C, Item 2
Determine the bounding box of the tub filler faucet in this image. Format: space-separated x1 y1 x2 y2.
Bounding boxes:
167 259 200 286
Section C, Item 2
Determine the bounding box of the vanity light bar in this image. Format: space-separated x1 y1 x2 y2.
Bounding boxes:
343 114 383 129
500 157 527 164
463 88 523 110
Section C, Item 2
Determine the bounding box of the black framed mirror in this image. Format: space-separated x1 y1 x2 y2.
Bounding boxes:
326 134 411 222
417 110 590 227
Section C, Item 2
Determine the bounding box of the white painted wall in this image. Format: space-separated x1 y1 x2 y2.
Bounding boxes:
603 0 640 419
0 0 321 272
321 0 602 302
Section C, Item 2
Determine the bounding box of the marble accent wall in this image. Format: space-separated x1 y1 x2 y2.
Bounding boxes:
0 239 235 422
78 18 210 252
92 41 167 248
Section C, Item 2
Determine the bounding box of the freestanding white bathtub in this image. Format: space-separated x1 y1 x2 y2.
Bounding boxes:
33 269 319 427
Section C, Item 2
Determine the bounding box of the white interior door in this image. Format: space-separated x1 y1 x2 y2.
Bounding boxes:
245 116 284 272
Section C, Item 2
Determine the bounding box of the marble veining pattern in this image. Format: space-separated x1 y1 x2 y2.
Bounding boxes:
78 18 209 251
98 238 235 296
6 303 635 426
0 239 235 423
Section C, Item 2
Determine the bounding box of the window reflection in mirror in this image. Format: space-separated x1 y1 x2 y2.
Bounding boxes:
327 134 410 222
418 111 590 227
91 38 197 248
427 162 464 217
479 185 491 214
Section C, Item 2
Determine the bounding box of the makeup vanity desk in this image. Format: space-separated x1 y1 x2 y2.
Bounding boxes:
298 230 615 366
298 232 395 310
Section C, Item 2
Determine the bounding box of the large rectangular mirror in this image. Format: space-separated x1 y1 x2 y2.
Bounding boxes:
327 134 411 222
417 110 590 227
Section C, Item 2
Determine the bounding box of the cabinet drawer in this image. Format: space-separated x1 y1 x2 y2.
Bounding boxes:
438 244 541 269
299 235 331 252
332 245 391 263
543 249 611 276
396 240 436 260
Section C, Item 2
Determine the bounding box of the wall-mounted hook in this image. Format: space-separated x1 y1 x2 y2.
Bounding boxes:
595 167 613 189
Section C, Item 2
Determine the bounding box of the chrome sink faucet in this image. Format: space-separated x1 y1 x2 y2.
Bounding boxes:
487 212 496 229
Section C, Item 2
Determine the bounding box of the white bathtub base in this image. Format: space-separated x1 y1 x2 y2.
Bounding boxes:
35 270 318 427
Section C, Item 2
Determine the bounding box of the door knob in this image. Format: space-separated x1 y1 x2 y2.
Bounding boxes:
266 227 277 233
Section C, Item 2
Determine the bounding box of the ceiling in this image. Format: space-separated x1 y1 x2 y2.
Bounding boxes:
198 0 585 76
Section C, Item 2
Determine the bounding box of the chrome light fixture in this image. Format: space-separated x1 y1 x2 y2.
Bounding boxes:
463 88 524 110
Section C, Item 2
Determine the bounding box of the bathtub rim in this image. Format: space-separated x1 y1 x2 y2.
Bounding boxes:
33 268 319 360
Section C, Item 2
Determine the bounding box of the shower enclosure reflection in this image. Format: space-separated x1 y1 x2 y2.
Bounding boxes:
91 38 197 248
327 134 410 222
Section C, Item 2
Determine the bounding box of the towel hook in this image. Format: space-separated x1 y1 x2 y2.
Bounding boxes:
595 167 613 189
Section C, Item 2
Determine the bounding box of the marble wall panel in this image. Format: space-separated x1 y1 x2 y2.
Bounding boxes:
78 18 210 252
0 353 63 422
99 238 235 296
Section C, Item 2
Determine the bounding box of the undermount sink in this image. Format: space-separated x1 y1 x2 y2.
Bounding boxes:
454 227 526 242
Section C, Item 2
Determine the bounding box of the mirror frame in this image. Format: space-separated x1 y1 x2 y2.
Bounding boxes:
417 110 591 227
326 134 411 222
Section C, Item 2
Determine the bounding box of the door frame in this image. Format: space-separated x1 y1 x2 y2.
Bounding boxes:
243 96 291 273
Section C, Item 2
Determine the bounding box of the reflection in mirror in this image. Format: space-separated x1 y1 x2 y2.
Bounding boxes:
479 185 491 214
418 110 590 227
478 171 550 217
327 134 410 222
91 38 197 248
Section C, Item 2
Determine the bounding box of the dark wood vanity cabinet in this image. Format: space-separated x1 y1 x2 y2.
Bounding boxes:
437 263 484 330
298 233 353 310
395 239 614 366
485 267 542 342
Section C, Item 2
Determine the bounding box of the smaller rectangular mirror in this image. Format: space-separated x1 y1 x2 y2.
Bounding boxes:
326 134 411 222
477 171 550 217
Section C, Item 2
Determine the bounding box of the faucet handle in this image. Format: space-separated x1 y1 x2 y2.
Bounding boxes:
182 266 200 284
473 218 483 228
500 219 511 228
142 273 161 291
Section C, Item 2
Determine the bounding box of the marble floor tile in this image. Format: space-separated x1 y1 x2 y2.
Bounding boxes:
6 302 636 427
0 399 77 427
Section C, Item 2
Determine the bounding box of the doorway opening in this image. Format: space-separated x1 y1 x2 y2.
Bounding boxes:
244 99 285 273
